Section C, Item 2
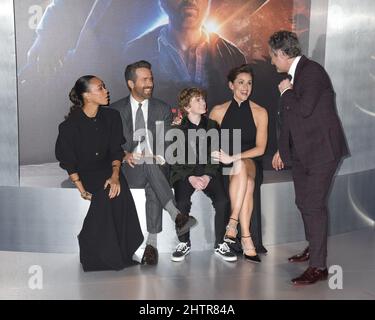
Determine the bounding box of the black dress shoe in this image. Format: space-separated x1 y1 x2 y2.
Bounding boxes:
291 267 328 285
176 214 197 236
288 247 309 263
141 245 158 265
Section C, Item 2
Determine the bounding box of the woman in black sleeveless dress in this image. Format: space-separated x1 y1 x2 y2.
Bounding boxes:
210 65 268 263
55 75 143 271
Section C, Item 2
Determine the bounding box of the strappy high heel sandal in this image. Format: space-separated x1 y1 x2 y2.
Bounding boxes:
241 235 261 263
224 217 238 244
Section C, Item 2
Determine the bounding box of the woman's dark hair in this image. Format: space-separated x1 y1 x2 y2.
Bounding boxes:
227 64 254 83
66 75 96 118
268 30 302 58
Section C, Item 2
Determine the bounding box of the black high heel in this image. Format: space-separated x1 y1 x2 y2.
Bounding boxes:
241 235 261 263
223 217 238 244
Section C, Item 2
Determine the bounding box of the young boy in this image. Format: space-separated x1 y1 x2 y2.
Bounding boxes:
169 88 237 262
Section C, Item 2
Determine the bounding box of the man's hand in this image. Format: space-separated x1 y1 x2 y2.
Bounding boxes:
198 175 211 190
155 155 166 166
278 78 293 94
123 152 142 168
272 150 284 171
189 175 211 190
188 176 205 190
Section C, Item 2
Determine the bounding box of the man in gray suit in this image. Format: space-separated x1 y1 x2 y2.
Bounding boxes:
111 60 197 265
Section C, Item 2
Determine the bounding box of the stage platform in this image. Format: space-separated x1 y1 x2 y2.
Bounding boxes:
0 164 373 255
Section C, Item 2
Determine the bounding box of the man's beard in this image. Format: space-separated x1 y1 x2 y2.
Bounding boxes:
136 87 153 99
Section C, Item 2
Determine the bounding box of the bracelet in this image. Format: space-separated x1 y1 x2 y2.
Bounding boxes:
72 179 80 183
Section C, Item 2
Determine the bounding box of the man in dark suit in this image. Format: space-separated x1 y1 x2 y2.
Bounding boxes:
268 31 349 285
111 60 197 265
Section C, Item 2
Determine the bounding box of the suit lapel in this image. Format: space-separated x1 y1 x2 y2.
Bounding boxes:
123 96 133 134
122 96 137 152
147 98 155 131
293 55 308 86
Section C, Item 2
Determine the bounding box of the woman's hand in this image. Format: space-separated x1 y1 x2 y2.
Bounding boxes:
69 174 92 201
211 149 234 164
104 176 121 199
81 191 92 201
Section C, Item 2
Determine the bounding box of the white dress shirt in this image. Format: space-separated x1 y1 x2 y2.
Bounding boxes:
288 55 302 85
281 55 302 95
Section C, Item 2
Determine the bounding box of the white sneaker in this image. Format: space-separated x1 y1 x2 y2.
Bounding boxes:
215 242 237 262
171 242 191 262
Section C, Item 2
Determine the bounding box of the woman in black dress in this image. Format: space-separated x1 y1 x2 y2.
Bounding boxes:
210 65 268 263
55 75 143 271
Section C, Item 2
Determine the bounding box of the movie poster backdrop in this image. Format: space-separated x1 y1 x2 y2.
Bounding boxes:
14 0 311 186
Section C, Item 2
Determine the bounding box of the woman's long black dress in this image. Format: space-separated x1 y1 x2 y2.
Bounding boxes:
220 99 267 253
55 107 143 271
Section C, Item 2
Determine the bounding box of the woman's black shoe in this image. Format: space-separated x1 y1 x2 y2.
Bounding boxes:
241 235 261 263
243 253 261 263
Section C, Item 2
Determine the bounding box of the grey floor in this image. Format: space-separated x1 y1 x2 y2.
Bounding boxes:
1 227 374 300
